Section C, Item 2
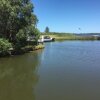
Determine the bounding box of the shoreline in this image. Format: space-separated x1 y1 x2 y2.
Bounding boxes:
41 33 100 41
0 44 45 57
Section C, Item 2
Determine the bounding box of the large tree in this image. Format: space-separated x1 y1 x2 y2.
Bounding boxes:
0 0 39 44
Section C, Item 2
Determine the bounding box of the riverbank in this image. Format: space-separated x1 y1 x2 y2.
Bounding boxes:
41 33 100 40
24 44 45 52
0 44 45 57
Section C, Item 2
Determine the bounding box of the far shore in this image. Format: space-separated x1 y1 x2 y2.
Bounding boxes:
41 33 100 41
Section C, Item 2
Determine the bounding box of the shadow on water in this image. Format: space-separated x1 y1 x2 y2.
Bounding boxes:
0 50 43 100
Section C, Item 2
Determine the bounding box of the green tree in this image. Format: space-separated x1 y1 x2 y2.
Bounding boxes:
45 26 49 33
0 0 39 46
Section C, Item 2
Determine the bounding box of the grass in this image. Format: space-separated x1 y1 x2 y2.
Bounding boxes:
33 44 45 50
24 44 45 52
41 32 99 40
41 33 75 40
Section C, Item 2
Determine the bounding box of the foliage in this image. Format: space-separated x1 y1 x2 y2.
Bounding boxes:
27 27 40 45
34 28 41 41
0 0 39 47
16 29 27 47
45 26 49 33
0 38 12 55
27 26 40 40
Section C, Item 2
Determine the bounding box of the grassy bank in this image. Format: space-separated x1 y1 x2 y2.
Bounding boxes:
41 32 100 40
24 44 45 52
41 33 76 40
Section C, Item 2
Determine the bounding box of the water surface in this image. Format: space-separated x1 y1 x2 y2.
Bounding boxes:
35 41 100 100
1 41 100 100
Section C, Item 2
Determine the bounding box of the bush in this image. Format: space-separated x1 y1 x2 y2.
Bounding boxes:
16 29 27 48
0 38 12 56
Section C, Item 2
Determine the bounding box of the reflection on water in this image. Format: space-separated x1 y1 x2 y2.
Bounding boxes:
0 51 42 100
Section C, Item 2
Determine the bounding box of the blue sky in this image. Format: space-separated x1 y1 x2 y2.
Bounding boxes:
32 0 100 33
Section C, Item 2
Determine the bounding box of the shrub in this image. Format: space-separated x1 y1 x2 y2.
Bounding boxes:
0 38 12 56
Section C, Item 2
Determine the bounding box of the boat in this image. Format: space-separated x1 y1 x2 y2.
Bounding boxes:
38 36 55 42
43 36 55 42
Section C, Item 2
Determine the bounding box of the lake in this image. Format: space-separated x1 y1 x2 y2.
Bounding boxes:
0 41 100 100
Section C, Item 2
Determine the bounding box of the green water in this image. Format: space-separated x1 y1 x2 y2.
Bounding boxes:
1 41 100 100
